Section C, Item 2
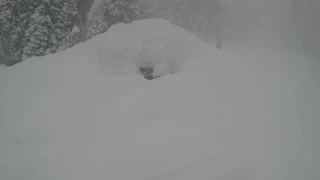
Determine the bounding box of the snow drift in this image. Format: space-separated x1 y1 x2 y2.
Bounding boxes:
0 19 319 180
90 19 207 77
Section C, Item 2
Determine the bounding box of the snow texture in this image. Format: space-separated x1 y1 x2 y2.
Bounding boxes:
153 62 172 77
95 19 206 76
72 26 80 33
0 19 319 180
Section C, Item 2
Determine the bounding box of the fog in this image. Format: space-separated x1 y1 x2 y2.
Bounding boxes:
135 0 320 59
1 0 319 179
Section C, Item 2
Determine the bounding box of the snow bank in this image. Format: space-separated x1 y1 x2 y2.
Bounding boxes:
90 19 207 76
153 62 172 77
0 19 319 180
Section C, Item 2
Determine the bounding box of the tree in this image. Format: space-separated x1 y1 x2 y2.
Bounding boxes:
0 0 20 65
104 0 141 26
0 0 42 64
48 0 71 53
61 26 80 49
59 0 80 49
87 0 141 39
76 0 94 42
65 0 78 16
22 4 51 60
13 0 42 62
87 8 108 39
86 1 109 39
65 0 78 30
0 35 6 65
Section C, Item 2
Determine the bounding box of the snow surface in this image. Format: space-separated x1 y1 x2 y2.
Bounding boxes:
0 19 319 180
94 19 206 76
153 62 172 77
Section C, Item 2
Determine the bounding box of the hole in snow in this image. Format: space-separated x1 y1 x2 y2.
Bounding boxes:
139 67 155 80
138 62 176 80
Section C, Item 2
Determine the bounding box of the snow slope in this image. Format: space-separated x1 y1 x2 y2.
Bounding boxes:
0 19 319 180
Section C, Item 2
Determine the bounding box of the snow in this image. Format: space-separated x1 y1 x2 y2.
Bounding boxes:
153 62 172 77
95 19 206 74
72 26 80 33
0 19 319 180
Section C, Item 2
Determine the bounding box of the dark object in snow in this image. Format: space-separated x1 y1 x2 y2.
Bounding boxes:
144 74 154 80
140 67 154 80
216 41 222 49
140 67 153 75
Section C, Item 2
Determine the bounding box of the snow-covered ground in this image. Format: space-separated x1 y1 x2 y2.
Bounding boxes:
0 19 319 180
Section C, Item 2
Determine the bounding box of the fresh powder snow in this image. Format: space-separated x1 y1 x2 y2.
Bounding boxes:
0 19 319 180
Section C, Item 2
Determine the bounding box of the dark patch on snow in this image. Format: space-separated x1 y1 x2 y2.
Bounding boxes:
140 67 153 75
138 62 175 80
140 67 154 80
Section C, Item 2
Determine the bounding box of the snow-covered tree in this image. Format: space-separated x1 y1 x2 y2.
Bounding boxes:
76 0 94 42
86 2 108 39
0 0 20 65
22 4 51 60
0 0 42 64
87 0 141 39
61 26 80 49
0 0 89 64
0 35 3 62
65 0 78 16
0 35 15 65
105 0 141 26
12 0 42 62
0 36 11 66
64 0 79 33
0 45 3 65
48 0 71 53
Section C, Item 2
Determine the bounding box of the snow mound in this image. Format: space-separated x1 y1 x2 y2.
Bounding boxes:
91 19 208 77
153 62 172 78
0 19 319 180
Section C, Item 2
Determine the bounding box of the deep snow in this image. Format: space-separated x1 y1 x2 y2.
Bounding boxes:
0 19 319 180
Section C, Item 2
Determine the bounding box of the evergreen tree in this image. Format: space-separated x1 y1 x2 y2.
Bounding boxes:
0 49 3 66
86 2 108 39
22 4 51 60
0 0 42 64
0 35 7 65
65 0 78 16
62 0 80 49
61 26 80 49
12 0 42 62
48 0 71 53
65 0 78 31
76 0 94 42
105 0 141 26
87 0 141 39
0 34 15 65
0 35 3 64
0 0 19 65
